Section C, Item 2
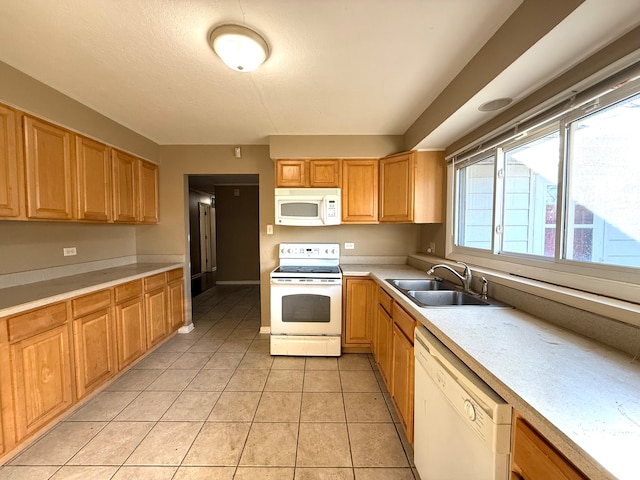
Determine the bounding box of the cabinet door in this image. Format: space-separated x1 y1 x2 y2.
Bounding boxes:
392 324 414 444
11 324 73 441
112 149 139 223
343 278 374 348
23 116 74 220
342 159 378 223
145 287 167 348
275 159 307 187
73 308 116 399
114 297 146 370
167 280 185 332
374 304 393 385
309 159 340 187
0 104 24 218
75 135 112 222
379 152 413 222
139 159 159 224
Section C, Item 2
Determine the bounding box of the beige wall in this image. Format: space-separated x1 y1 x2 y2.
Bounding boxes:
0 222 136 275
270 135 405 158
0 61 159 161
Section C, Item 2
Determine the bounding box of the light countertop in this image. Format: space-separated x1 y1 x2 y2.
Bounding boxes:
0 263 183 317
342 264 640 480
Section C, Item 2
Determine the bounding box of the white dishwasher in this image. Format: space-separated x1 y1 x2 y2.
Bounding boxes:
414 325 512 480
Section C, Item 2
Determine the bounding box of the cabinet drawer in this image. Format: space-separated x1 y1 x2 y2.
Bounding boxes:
512 416 587 480
378 287 393 315
114 280 143 303
167 268 183 283
144 273 166 292
7 302 68 343
392 302 416 343
71 289 111 318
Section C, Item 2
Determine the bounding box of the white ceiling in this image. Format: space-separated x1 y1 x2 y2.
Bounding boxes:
0 1 638 149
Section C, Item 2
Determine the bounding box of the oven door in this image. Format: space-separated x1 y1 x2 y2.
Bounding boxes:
270 279 342 335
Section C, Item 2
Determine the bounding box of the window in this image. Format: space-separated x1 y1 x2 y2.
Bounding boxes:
452 75 640 286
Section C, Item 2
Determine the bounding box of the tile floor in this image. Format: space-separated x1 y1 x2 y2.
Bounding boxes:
1 285 417 480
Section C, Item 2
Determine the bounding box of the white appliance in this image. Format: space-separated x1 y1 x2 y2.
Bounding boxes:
414 325 512 480
274 187 341 226
270 243 342 356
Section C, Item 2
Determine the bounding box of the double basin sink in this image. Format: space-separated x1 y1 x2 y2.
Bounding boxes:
387 278 507 308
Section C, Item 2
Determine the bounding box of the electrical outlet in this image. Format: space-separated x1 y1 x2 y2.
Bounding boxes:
428 242 436 253
63 247 77 256
345 242 355 250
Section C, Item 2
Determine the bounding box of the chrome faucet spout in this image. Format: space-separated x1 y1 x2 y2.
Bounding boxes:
426 262 473 292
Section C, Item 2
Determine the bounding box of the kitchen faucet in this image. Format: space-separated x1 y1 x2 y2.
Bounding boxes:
426 261 473 292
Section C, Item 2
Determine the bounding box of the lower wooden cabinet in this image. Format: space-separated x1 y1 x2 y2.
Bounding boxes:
374 303 393 385
391 323 414 444
0 267 185 460
73 308 116 399
145 287 168 348
342 277 375 350
114 296 146 370
167 277 185 332
10 323 73 441
511 413 588 480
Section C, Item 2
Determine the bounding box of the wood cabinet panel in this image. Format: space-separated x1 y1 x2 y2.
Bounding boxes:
7 303 68 343
71 289 111 318
379 150 444 223
391 323 414 444
0 104 24 218
75 135 112 222
23 116 74 220
341 159 378 223
144 273 166 292
167 280 185 332
343 277 374 348
275 159 306 187
145 288 167 348
392 302 416 342
73 308 116 399
512 414 588 480
139 159 158 224
114 279 143 303
112 149 138 223
167 268 184 283
11 324 73 441
377 287 393 316
309 159 340 187
114 296 146 370
374 303 393 384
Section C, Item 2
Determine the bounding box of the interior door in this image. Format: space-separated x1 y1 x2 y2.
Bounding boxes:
198 202 216 273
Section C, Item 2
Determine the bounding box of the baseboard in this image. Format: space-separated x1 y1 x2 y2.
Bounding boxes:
259 326 271 334
178 323 195 333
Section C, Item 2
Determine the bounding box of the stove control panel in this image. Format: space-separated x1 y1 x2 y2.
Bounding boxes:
279 243 340 260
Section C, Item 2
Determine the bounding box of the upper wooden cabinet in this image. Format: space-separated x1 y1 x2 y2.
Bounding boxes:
275 159 340 187
139 159 159 224
0 104 24 219
23 115 74 220
379 150 444 223
341 159 378 223
75 135 112 222
112 149 139 223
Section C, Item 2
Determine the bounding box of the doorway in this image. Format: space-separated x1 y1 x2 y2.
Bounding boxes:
188 174 260 298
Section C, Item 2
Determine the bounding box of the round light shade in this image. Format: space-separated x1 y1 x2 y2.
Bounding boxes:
210 24 269 72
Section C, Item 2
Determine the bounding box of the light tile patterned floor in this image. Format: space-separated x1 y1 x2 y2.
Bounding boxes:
1 285 417 480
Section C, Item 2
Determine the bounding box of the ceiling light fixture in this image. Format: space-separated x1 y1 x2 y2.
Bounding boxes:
210 24 269 72
478 97 513 112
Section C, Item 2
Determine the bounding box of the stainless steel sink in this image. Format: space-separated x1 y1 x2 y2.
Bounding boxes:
387 278 455 291
408 290 490 307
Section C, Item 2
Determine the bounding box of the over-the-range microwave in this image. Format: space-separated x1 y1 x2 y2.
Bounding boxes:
274 187 341 226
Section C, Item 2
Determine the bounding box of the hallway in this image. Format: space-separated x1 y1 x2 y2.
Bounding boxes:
0 285 416 480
